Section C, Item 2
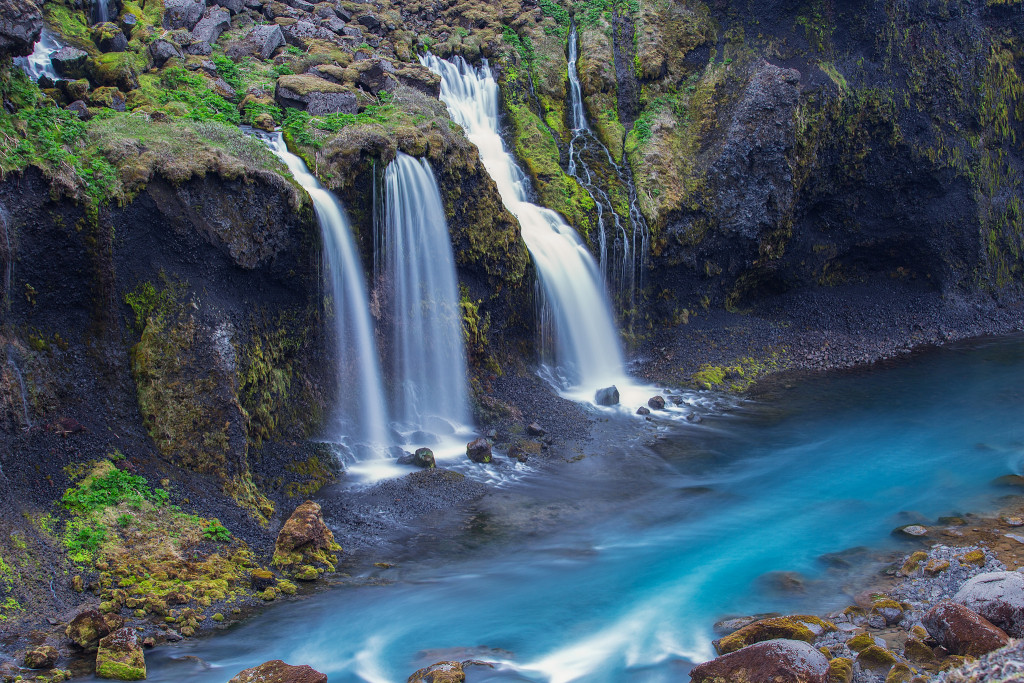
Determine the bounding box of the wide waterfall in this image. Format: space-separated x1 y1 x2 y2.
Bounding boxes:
384 153 470 429
15 29 61 82
422 54 627 396
264 134 390 447
566 24 649 318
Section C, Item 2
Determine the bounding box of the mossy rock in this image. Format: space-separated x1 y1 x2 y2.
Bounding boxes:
857 645 898 669
95 628 146 681
903 637 935 662
959 549 985 566
294 565 319 581
886 663 915 683
86 52 142 90
714 615 836 654
899 551 929 575
276 580 297 595
827 657 854 683
847 632 875 652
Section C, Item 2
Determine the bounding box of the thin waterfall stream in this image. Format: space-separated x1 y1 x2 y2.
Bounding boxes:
264 133 391 451
565 24 649 318
383 152 470 432
422 54 628 399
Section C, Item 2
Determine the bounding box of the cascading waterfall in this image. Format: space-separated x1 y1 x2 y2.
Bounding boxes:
5 346 32 430
14 29 61 82
93 0 110 25
566 24 650 319
383 153 470 429
264 133 390 447
422 54 627 395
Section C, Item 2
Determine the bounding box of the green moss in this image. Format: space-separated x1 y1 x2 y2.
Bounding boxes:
43 4 96 53
827 657 854 683
715 615 835 655
95 659 146 681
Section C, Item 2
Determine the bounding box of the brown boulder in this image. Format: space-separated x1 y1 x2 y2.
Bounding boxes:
922 601 1010 657
953 570 1024 637
65 609 121 651
466 438 492 463
272 500 340 570
23 645 58 669
690 639 830 683
407 661 464 683
229 660 327 683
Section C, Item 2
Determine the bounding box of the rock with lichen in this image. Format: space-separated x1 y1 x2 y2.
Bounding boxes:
95 628 146 681
272 501 340 571
228 660 327 683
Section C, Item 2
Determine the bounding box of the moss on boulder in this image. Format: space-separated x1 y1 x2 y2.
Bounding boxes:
272 501 340 571
95 628 146 681
714 615 836 654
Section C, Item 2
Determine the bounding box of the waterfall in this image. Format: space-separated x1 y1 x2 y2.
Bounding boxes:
565 24 650 320
384 153 470 429
264 133 390 447
14 29 61 82
5 346 32 430
422 54 627 395
93 0 110 25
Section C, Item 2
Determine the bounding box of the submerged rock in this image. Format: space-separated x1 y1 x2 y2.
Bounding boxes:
95 628 146 681
466 438 492 464
272 501 341 571
228 660 327 683
398 448 435 468
407 661 464 683
922 601 1009 657
691 639 829 683
595 386 619 406
954 571 1024 637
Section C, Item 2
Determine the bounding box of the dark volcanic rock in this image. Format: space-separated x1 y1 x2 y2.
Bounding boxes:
162 0 205 29
148 39 182 67
466 438 492 464
232 24 285 59
395 65 440 97
275 75 357 115
922 601 1010 657
647 396 666 410
191 7 231 45
595 385 619 406
0 0 42 58
954 571 1024 637
229 660 327 683
92 22 128 52
211 0 245 14
690 638 829 683
51 46 89 79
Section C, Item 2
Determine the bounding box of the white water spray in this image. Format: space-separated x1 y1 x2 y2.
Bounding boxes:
264 133 390 447
384 152 470 429
14 29 61 82
422 54 627 396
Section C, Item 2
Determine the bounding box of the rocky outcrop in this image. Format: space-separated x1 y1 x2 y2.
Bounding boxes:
923 602 1010 658
954 571 1024 637
95 628 146 681
229 660 327 683
275 75 358 115
272 501 341 571
162 0 205 30
714 615 835 655
690 639 830 683
0 0 42 57
228 24 285 60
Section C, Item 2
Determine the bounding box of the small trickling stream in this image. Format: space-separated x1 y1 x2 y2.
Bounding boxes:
120 335 1024 683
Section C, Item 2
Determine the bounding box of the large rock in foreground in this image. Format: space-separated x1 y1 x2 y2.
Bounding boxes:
922 601 1009 657
407 661 464 683
275 75 358 115
954 571 1024 637
0 0 42 57
229 660 327 683
66 608 121 652
95 628 146 680
272 500 341 571
690 639 830 683
714 615 836 655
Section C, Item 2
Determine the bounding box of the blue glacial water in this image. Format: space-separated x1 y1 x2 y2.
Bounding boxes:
131 335 1024 682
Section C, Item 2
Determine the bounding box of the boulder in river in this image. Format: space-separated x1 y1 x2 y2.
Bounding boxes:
714 615 835 655
407 660 464 683
648 395 666 410
229 660 327 683
636 406 650 416
691 639 829 683
466 438 492 464
595 386 619 406
922 601 1009 657
954 570 1024 637
95 627 146 680
399 448 435 468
